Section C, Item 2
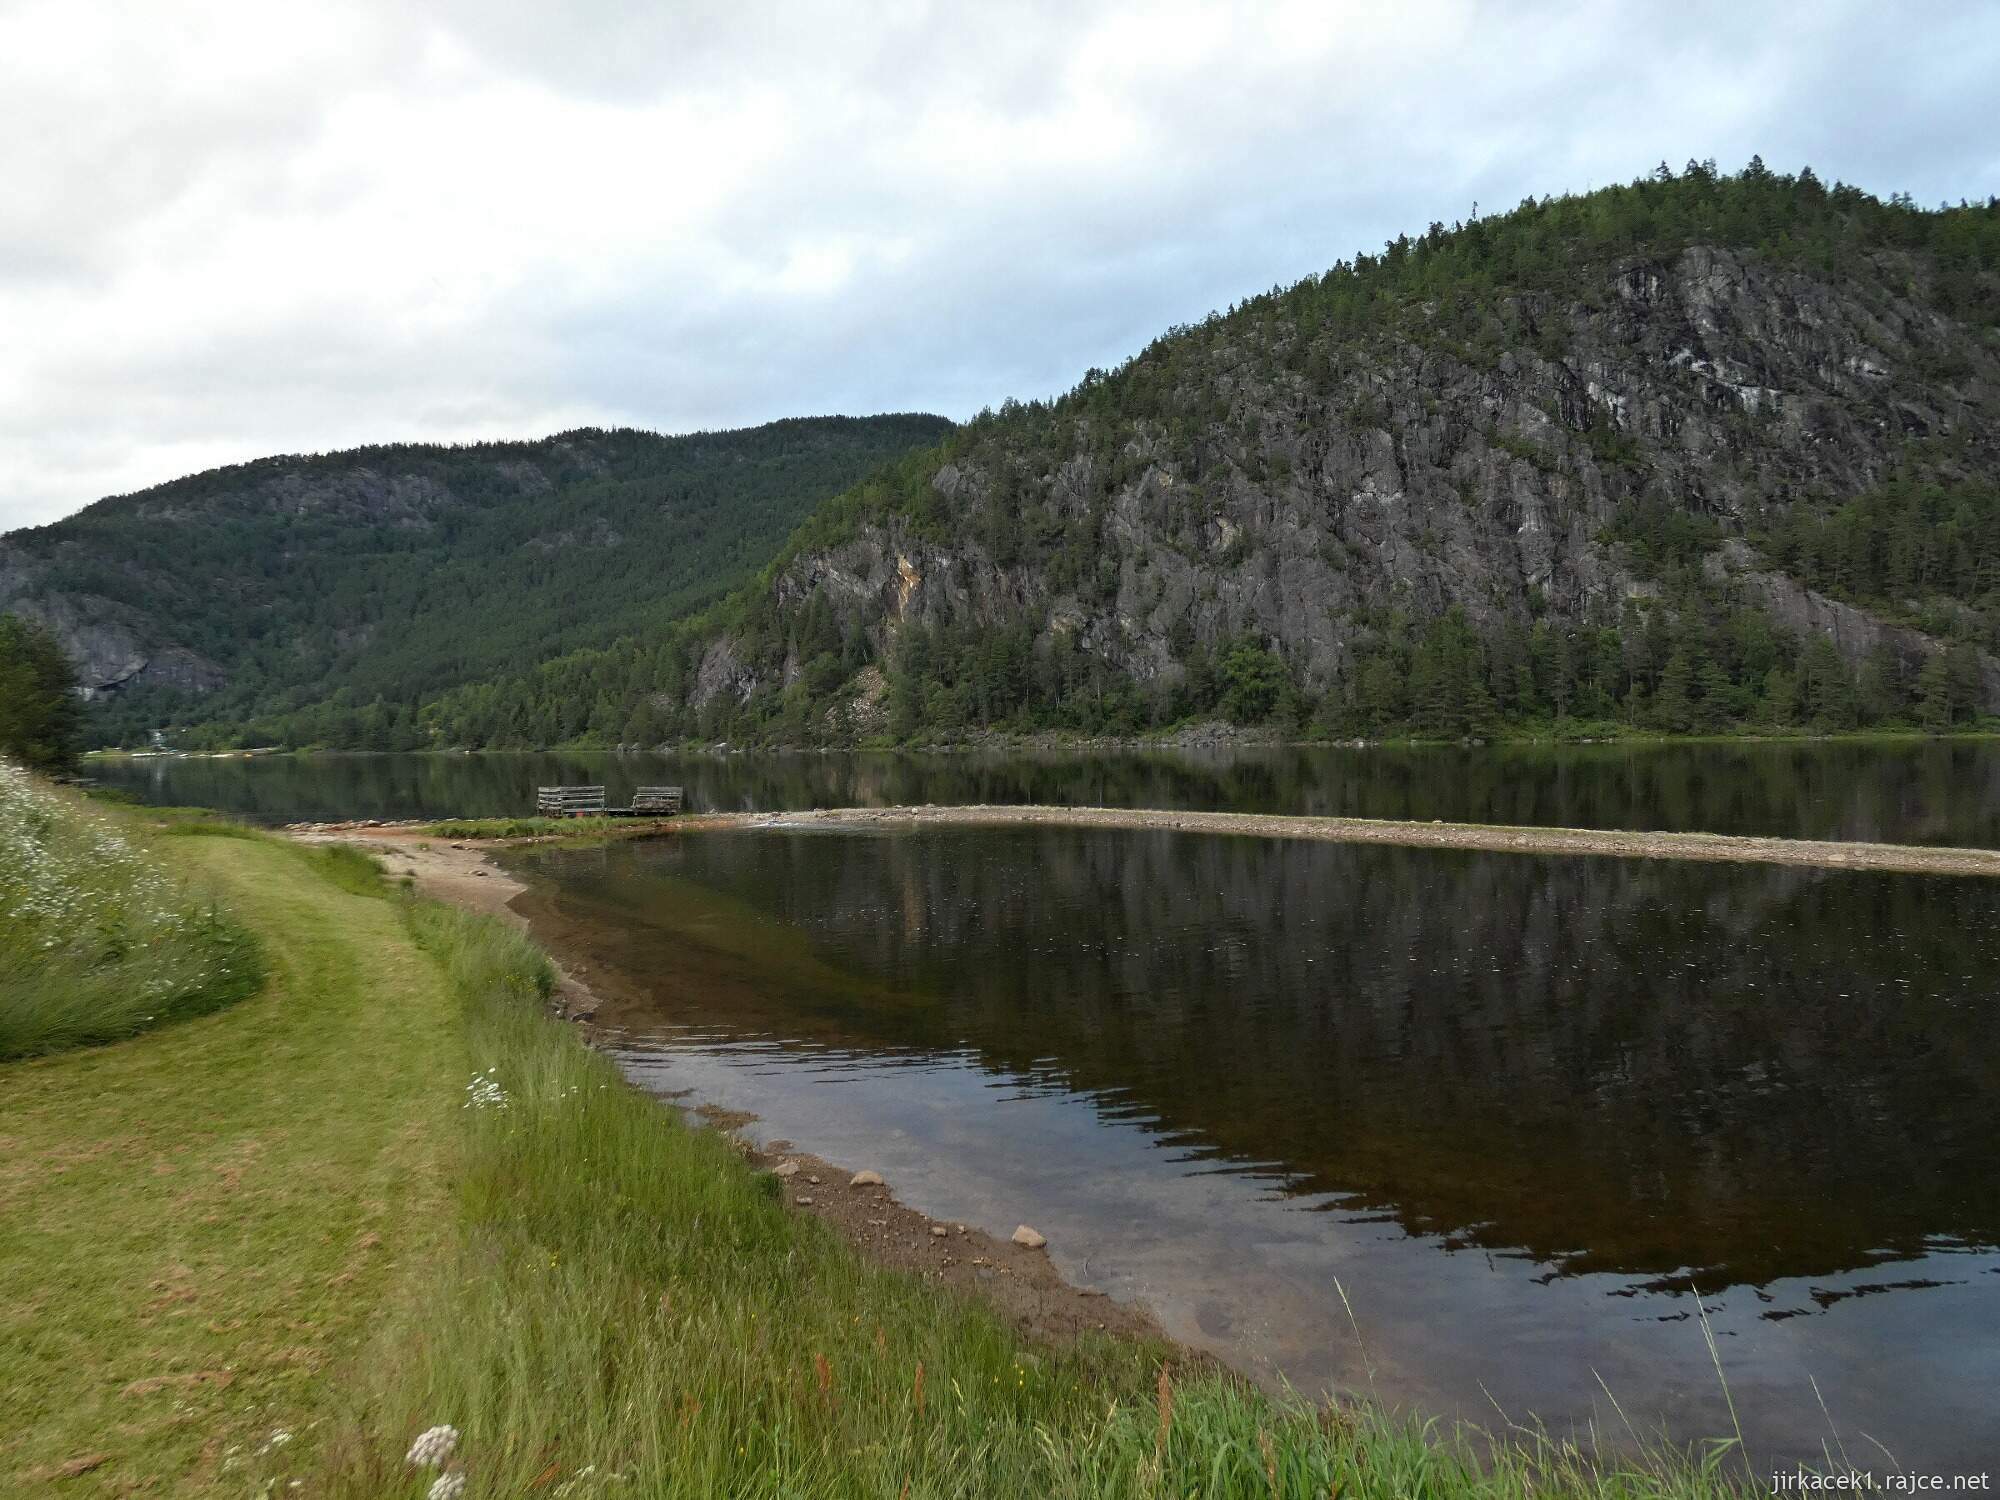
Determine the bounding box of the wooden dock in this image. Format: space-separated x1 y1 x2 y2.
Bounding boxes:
534 784 683 818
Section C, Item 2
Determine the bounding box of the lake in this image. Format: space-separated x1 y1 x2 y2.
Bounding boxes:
91 739 2000 845
506 823 2000 1472
95 743 2000 1465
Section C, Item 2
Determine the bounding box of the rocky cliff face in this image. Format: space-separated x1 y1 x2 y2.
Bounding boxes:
0 546 219 699
705 239 2000 713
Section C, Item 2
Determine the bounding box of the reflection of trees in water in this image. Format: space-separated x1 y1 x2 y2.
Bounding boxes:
95 743 2000 845
643 828 2000 1288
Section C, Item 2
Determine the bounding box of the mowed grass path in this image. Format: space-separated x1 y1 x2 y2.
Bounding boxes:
0 837 461 1494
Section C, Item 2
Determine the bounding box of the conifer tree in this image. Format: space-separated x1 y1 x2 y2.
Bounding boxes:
0 614 83 772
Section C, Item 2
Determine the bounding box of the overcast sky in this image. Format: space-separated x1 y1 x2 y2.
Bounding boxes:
3 0 1996 530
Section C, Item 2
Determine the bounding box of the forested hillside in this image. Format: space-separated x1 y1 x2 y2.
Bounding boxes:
533 158 1993 749
0 416 950 747
20 162 2000 752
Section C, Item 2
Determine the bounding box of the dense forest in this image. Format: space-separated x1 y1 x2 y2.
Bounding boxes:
405 522 1985 750
387 161 2000 750
18 160 2000 752
0 417 949 748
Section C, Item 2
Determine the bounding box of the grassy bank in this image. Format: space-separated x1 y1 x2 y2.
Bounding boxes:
0 763 262 1059
0 822 458 1492
2 797 1751 1496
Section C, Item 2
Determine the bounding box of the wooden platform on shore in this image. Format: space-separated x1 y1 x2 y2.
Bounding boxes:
535 784 683 818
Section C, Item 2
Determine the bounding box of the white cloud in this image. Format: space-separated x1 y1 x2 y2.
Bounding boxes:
1 0 1994 527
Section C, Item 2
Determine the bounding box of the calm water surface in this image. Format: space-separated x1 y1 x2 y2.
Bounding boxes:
505 825 2000 1471
94 740 2000 845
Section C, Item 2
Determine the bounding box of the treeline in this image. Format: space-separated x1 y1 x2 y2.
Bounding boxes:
1328 601 1986 739
177 638 691 753
164 473 2000 752
1753 480 2000 648
822 599 1987 745
170 602 1994 754
159 573 1997 756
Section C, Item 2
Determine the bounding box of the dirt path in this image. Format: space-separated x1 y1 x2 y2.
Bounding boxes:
299 831 607 1019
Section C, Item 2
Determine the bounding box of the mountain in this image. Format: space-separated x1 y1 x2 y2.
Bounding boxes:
20 162 1998 754
618 159 1995 747
0 416 951 747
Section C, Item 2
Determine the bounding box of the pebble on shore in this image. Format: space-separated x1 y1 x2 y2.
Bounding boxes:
850 1170 885 1187
1011 1225 1047 1250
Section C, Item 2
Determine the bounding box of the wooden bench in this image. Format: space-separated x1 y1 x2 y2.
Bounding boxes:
532 784 683 818
629 786 684 815
536 785 606 817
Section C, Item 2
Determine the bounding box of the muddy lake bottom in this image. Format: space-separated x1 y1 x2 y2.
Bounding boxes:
498 822 2000 1472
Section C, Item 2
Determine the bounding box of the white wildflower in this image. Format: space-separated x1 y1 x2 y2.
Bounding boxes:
259 1429 293 1454
1 761 246 1044
428 1473 467 1500
463 1070 509 1111
405 1424 460 1467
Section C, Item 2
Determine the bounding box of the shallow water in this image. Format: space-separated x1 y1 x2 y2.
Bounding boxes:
94 739 2000 845
506 824 2000 1472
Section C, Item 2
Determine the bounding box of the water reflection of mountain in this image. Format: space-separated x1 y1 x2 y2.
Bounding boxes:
529 827 2000 1291
97 741 2000 846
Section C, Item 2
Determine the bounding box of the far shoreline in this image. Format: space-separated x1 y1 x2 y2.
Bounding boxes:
80 723 2000 761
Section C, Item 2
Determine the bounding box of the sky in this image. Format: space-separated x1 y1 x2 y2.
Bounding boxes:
3 0 1996 531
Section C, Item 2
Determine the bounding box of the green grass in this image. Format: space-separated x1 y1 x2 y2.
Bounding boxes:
2 799 1757 1497
0 827 459 1494
0 764 264 1059
322 894 1755 1497
305 841 392 898
81 788 264 826
317 900 1170 1498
